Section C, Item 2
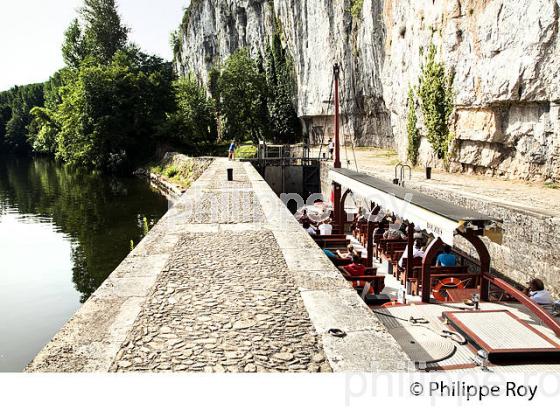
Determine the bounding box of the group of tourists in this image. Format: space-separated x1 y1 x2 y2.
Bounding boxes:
298 204 559 314
298 209 333 236
298 206 367 274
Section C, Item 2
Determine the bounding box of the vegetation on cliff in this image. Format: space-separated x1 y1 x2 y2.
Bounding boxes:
216 49 269 143
417 42 455 162
350 0 365 18
175 5 299 145
406 86 420 166
206 34 299 144
265 22 299 143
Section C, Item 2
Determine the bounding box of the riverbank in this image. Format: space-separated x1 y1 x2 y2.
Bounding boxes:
136 153 214 199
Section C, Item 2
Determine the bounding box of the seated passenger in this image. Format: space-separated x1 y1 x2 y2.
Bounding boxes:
323 248 337 260
298 209 311 225
383 224 407 240
318 219 333 235
413 226 424 240
398 239 425 268
436 245 457 267
302 221 317 236
337 245 356 259
525 278 555 306
373 220 387 240
352 207 363 224
344 254 366 277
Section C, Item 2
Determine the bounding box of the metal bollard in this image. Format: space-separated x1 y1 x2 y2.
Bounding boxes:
227 168 233 181
425 167 432 180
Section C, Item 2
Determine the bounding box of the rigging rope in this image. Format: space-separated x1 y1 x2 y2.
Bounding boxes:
338 67 359 172
317 74 335 160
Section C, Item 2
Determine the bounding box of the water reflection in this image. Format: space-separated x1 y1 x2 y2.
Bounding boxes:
0 155 168 371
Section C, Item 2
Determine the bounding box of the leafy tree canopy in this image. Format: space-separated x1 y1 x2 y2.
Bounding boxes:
164 75 217 152
217 49 268 143
62 0 129 67
54 49 174 172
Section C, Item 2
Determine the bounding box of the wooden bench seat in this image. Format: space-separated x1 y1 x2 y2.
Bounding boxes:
407 265 471 296
314 237 350 248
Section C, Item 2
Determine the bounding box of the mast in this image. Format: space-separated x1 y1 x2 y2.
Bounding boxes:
333 63 341 169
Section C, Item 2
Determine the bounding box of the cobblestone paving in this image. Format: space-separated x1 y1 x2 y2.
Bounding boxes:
111 161 330 373
111 231 330 372
186 162 265 224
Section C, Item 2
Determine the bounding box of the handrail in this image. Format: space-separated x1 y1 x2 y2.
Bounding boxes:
483 273 560 337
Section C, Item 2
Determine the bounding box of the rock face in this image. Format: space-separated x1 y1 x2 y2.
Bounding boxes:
177 0 560 181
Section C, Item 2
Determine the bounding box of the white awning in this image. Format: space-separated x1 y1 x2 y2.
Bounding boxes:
330 170 503 245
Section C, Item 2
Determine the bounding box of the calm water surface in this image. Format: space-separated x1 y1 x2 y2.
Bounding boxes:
0 156 168 371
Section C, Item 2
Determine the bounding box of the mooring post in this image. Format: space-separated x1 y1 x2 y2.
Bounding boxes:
406 223 415 287
366 219 374 268
333 63 341 169
332 182 342 232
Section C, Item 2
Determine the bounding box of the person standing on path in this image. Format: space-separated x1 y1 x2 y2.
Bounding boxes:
228 140 236 160
328 138 334 160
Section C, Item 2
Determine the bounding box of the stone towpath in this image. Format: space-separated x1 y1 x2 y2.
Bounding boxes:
27 158 409 373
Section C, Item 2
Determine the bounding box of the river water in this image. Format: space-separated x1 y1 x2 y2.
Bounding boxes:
0 156 169 372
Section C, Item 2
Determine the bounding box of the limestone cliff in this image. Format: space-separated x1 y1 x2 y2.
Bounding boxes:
176 0 560 181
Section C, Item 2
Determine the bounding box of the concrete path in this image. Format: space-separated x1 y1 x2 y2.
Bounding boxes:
27 159 409 373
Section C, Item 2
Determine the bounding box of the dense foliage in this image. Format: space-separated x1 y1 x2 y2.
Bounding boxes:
406 86 420 166
265 25 299 144
63 0 129 66
209 40 299 144
0 84 44 154
164 74 217 152
417 43 455 160
216 49 268 143
1 0 188 172
350 0 365 18
54 50 175 171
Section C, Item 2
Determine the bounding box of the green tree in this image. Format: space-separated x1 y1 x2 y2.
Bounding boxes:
61 0 128 68
80 0 129 64
62 19 87 68
0 104 11 149
55 50 174 172
165 75 217 151
417 43 455 160
29 69 69 154
265 28 298 143
218 49 268 143
0 84 44 154
406 86 420 166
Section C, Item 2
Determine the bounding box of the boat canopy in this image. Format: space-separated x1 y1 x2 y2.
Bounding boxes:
330 168 503 245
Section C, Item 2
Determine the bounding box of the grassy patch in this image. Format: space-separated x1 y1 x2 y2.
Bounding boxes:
235 144 257 159
149 162 195 189
350 0 364 18
164 165 179 178
544 181 559 189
